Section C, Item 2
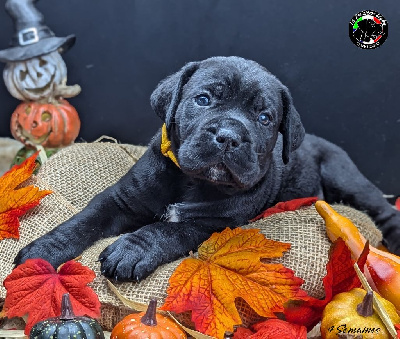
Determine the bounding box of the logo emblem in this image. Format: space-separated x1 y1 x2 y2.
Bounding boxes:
349 10 388 49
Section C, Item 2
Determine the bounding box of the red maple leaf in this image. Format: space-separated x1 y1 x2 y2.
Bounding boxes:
233 319 307 338
2 259 101 334
254 319 307 338
251 197 318 221
283 238 369 330
395 324 400 337
234 327 255 338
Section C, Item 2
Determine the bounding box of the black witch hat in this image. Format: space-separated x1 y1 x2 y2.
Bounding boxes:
0 0 75 63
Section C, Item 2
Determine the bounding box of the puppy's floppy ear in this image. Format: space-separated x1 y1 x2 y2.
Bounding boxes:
279 86 305 164
150 62 200 128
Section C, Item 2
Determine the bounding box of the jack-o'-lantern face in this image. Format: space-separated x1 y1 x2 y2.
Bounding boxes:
10 100 80 148
3 51 67 101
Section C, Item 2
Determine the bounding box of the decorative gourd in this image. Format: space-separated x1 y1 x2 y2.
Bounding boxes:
11 146 58 168
111 298 186 339
29 293 104 339
321 288 400 339
10 99 80 148
315 200 400 312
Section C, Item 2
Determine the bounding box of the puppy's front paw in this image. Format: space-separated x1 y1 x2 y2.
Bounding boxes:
14 237 72 268
99 233 164 282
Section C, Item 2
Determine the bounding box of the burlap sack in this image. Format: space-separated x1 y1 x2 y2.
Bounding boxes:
0 141 382 333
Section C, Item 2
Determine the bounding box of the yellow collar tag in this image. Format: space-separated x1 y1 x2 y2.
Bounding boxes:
161 123 180 168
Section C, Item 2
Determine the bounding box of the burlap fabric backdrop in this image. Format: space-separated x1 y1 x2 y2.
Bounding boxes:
0 141 382 333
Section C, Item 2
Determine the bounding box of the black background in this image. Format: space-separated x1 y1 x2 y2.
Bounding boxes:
0 0 399 195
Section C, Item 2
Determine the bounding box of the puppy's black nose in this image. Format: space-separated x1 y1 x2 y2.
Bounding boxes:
214 128 241 149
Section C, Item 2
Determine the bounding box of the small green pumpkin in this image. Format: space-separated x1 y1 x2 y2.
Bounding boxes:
29 293 104 339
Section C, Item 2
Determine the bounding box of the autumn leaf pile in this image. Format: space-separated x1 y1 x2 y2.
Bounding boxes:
161 227 307 338
161 227 368 338
0 152 51 240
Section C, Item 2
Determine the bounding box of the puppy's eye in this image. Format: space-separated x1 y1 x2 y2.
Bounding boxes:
258 113 272 125
195 94 211 106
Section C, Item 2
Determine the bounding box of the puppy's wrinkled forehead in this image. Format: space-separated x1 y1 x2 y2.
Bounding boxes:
184 58 282 108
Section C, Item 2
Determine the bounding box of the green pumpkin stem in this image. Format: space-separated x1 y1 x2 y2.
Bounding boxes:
141 298 158 326
60 293 75 320
356 291 374 317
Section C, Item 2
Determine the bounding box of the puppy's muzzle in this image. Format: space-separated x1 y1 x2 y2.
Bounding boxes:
206 118 250 152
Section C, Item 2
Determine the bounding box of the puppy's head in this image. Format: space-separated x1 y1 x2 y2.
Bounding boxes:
151 56 305 190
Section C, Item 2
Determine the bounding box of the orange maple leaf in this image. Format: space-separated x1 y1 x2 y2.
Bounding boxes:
161 227 307 338
0 152 52 240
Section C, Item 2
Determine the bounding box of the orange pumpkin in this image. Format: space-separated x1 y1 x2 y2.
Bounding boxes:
10 100 80 148
111 299 186 339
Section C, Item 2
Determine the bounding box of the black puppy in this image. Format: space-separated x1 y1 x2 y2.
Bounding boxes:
15 56 400 281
